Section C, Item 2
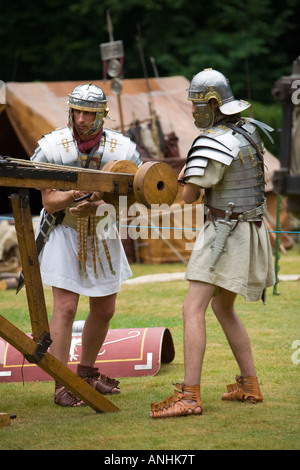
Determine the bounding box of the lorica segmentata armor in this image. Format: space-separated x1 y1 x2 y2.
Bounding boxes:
184 119 267 217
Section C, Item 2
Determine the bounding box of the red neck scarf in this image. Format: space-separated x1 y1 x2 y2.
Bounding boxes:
72 128 103 154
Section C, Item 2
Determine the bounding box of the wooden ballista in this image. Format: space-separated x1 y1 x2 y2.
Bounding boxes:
0 157 178 413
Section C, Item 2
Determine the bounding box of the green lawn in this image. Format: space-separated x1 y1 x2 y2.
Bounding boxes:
0 250 299 450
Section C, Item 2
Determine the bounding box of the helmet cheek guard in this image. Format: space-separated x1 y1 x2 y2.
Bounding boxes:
193 103 215 129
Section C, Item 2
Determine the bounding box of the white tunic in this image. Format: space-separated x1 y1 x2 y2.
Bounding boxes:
38 217 132 297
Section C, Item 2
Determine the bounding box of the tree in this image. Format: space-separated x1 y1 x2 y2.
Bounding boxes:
0 0 298 105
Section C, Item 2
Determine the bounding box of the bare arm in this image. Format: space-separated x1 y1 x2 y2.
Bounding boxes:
41 189 103 217
182 183 201 204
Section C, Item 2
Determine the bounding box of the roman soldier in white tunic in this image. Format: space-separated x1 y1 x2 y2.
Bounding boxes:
150 69 275 419
32 84 142 407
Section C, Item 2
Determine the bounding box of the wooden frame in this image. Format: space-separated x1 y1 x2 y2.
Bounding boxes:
0 190 119 413
0 159 177 412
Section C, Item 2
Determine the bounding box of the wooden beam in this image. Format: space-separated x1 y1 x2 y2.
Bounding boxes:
0 170 135 194
0 158 179 207
0 314 119 413
10 191 49 340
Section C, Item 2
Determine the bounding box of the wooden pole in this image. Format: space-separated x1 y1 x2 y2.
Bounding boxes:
117 93 125 134
10 191 49 340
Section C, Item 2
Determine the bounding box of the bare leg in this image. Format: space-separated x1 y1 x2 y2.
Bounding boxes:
50 287 79 364
211 288 256 376
80 293 117 367
50 287 83 406
77 293 120 394
150 280 214 418
183 281 216 385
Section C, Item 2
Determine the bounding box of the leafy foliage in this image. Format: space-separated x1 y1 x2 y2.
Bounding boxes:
0 0 299 103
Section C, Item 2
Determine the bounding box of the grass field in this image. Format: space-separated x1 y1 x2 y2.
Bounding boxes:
0 249 299 451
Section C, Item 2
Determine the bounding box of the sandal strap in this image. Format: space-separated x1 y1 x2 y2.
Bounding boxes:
54 386 85 407
99 373 120 389
77 365 120 395
226 383 238 392
150 383 202 418
222 375 263 403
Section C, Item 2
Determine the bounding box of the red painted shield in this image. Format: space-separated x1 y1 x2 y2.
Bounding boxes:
0 327 175 383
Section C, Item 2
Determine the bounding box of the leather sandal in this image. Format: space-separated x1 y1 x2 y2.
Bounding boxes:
77 365 120 395
150 383 202 419
54 385 85 407
222 375 263 403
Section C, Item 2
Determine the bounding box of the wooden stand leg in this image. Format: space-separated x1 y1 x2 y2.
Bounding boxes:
0 315 119 412
11 191 50 341
0 191 119 413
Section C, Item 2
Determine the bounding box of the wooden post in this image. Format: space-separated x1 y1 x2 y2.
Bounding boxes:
0 413 11 427
117 93 125 134
10 191 49 341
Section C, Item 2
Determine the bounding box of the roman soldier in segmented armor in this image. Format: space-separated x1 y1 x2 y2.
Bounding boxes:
183 68 275 281
185 69 271 217
30 84 142 407
150 69 275 419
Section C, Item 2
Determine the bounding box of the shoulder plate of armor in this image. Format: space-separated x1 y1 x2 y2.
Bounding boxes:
101 129 142 168
31 127 142 169
32 127 80 167
184 125 240 179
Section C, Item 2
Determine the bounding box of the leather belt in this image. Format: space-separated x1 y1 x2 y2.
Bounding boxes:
206 199 266 222
208 206 242 220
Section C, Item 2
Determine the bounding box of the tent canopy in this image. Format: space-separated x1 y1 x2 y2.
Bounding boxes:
3 75 280 182
0 76 292 260
4 76 198 159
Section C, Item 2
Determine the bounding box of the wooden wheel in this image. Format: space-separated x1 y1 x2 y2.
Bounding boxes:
133 161 178 207
102 160 178 208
